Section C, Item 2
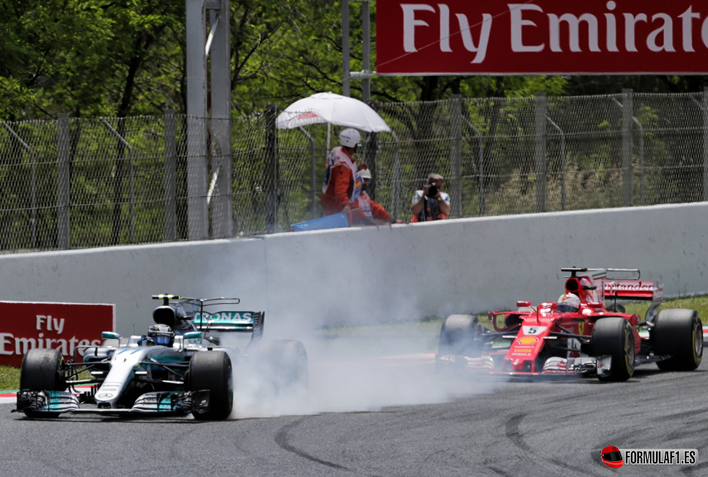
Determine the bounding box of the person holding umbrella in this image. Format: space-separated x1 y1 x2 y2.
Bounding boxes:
321 128 362 216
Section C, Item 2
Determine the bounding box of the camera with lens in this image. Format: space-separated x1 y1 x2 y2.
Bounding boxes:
427 183 439 197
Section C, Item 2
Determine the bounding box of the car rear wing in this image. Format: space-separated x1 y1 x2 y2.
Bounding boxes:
191 310 264 332
152 295 265 340
603 279 663 323
603 280 663 301
561 268 663 322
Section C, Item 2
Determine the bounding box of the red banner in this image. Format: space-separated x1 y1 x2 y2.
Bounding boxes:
0 301 114 367
376 1 708 74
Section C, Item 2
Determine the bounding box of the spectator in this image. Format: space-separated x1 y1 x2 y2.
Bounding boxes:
321 128 362 216
351 167 403 225
411 173 450 222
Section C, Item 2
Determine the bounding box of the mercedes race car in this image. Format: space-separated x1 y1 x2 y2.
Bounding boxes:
437 267 703 381
15 295 308 419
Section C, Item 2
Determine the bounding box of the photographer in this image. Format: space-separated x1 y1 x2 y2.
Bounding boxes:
411 173 450 222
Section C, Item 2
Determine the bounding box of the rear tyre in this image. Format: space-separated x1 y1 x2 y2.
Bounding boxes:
259 340 309 394
652 309 703 371
19 348 67 418
438 314 483 356
189 351 233 420
592 318 635 382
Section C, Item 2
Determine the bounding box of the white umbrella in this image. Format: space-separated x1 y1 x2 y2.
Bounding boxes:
276 92 391 133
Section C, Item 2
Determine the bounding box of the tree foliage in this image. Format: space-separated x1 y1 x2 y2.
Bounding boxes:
0 0 707 121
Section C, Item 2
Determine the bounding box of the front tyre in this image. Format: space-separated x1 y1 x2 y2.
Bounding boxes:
592 318 635 382
189 351 233 420
652 309 703 371
19 348 67 418
438 314 483 356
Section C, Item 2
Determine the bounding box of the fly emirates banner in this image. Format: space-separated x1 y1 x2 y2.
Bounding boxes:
376 1 708 74
0 301 114 367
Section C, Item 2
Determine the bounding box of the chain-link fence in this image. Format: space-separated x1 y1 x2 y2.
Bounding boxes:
0 91 706 252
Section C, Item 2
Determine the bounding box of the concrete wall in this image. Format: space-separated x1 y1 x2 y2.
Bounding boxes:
0 203 706 336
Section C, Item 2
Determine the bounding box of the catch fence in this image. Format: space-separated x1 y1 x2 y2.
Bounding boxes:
0 90 706 251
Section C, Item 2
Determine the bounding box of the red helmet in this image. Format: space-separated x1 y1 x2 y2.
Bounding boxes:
601 446 623 468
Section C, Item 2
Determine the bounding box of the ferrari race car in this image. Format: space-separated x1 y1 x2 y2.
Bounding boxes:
437 267 703 381
15 295 308 419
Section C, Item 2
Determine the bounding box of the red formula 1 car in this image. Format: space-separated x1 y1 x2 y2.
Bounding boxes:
436 267 703 381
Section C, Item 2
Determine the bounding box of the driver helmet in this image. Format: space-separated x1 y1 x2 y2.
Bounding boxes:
147 324 175 347
339 128 361 148
557 293 581 313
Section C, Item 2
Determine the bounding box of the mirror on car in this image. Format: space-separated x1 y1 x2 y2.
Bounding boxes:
102 331 121 340
184 331 203 340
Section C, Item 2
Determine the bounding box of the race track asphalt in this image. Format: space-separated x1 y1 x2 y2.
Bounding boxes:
2 350 706 477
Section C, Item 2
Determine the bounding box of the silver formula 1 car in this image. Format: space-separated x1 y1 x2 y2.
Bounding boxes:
15 294 308 420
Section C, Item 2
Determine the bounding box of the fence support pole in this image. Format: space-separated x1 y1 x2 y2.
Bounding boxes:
621 89 634 207
2 123 36 247
164 110 177 241
636 117 644 205
390 131 401 219
450 94 462 218
101 118 135 243
57 113 71 249
297 127 317 219
342 0 350 96
265 104 279 233
462 117 484 216
546 116 566 211
704 87 708 201
210 0 233 238
186 0 209 240
364 131 377 200
361 0 371 102
534 92 547 213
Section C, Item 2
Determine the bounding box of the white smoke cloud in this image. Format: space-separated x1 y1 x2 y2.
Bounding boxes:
222 323 500 420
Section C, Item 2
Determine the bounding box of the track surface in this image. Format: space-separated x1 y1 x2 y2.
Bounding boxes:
2 355 707 477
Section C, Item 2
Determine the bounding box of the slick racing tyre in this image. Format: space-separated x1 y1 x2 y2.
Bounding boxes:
592 317 635 382
189 351 233 420
438 314 483 357
259 340 309 394
19 348 67 418
652 309 703 371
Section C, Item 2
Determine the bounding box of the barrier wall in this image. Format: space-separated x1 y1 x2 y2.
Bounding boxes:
0 203 706 337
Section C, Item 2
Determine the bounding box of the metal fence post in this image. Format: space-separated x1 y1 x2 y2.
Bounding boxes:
101 119 134 243
462 117 484 216
297 127 317 219
210 0 233 239
2 123 36 247
450 94 462 218
546 116 566 211
390 131 401 219
164 110 177 241
57 113 71 249
622 88 634 207
534 92 547 213
342 0 350 97
704 87 708 201
265 104 279 233
186 0 209 240
364 131 377 200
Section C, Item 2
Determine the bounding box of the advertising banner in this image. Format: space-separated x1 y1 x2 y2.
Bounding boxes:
0 301 114 367
376 1 708 74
